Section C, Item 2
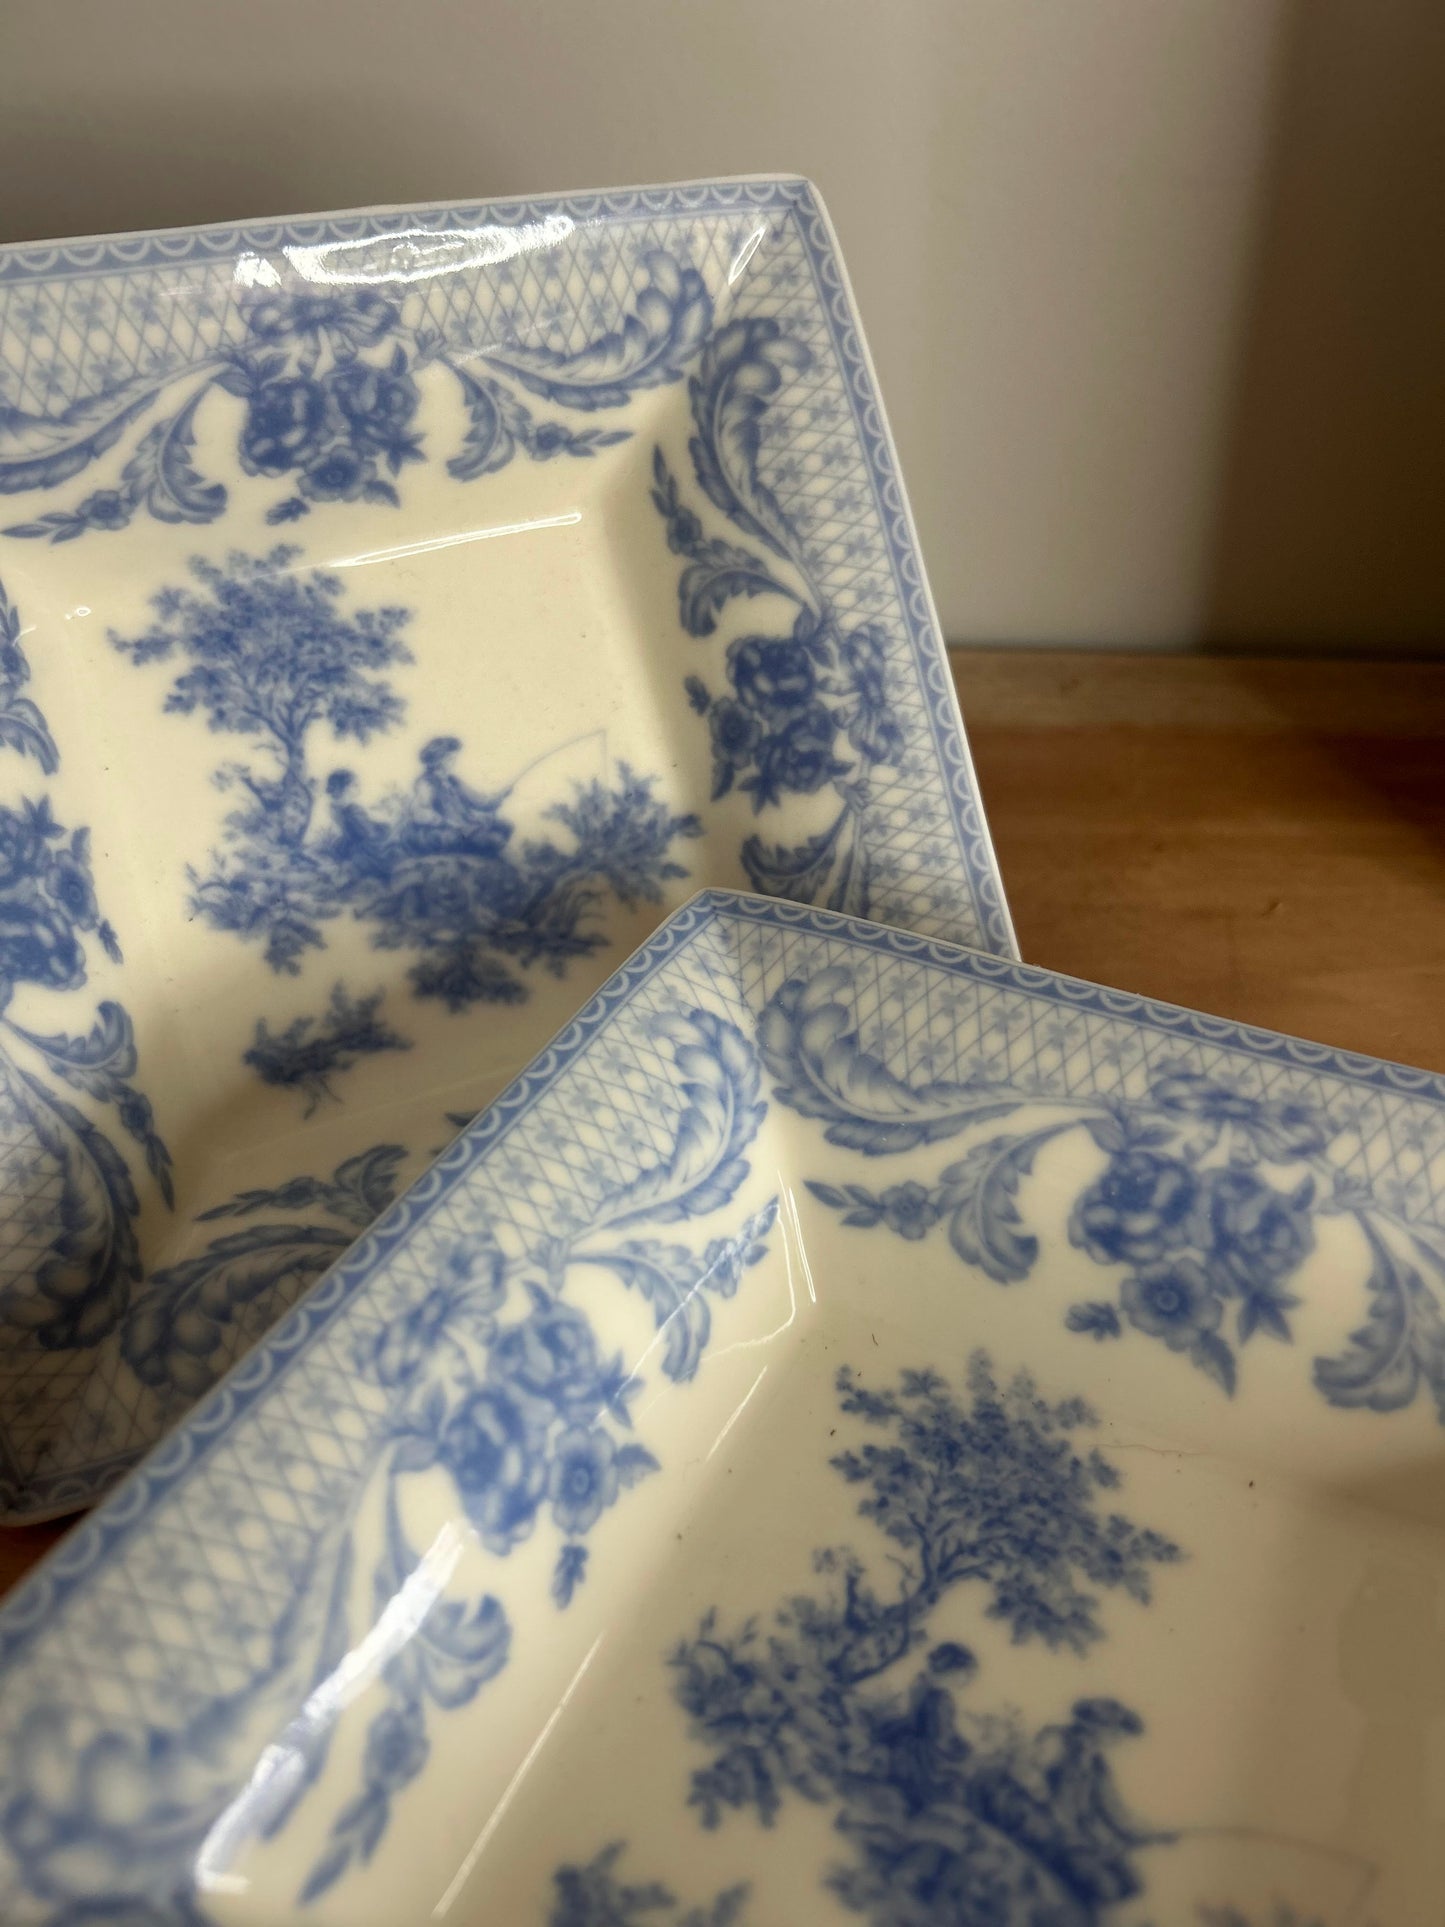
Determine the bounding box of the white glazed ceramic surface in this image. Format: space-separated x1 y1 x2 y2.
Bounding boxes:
0 180 1012 1519
1 890 1442 1924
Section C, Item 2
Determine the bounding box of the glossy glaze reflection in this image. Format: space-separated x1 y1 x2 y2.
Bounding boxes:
0 180 1012 1519
2 891 1444 1921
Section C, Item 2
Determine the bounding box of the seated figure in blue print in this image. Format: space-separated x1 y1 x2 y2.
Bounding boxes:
324 770 391 878
403 736 512 860
110 549 700 999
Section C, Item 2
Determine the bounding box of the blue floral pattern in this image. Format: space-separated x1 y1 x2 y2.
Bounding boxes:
0 255 710 539
0 580 170 1402
0 1004 775 1916
654 319 906 918
556 1354 1181 1925
766 966 1445 1413
109 546 701 1009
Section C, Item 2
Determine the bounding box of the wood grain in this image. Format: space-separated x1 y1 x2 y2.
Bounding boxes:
956 650 1445 1071
2 650 1441 1597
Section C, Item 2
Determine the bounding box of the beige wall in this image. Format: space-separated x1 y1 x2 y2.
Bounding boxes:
2 0 1441 649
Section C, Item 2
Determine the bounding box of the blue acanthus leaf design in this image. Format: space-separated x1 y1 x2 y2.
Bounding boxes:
759 968 1016 1154
1312 1220 1445 1419
551 1845 749 1927
0 1009 776 1913
685 319 812 561
0 581 171 1363
580 1202 778 1383
0 369 173 503
1 253 712 537
118 386 229 525
6 998 173 1206
244 982 412 1115
561 1356 1180 1925
109 549 701 1036
772 967 1445 1419
119 1143 407 1397
0 580 59 771
597 1013 768 1232
485 252 713 413
654 316 912 918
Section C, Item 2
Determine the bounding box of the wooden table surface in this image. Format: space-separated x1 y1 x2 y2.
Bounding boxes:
3 649 1442 1599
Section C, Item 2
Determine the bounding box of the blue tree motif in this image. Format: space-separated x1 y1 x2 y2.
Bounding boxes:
0 579 172 1370
1 253 711 540
109 548 701 1033
560 1356 1180 1926
652 321 906 917
0 1008 779 1915
763 967 1445 1419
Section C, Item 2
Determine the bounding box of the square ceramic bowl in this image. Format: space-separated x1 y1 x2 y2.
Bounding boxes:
0 180 1012 1518
0 891 1440 1924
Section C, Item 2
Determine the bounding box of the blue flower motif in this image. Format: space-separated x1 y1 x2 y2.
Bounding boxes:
326 360 421 458
708 699 762 798
0 806 46 890
1193 1167 1314 1288
1150 1069 1331 1161
1069 1150 1197 1267
530 420 577 458
365 1286 459 1388
488 1300 605 1416
0 1709 173 1905
838 623 904 767
73 488 131 532
299 442 372 504
1120 1258 1222 1350
727 634 816 720
438 1385 548 1553
239 376 329 478
750 704 847 808
42 848 99 928
877 1181 940 1241
0 902 85 995
548 1426 620 1534
362 1701 429 1792
244 288 399 351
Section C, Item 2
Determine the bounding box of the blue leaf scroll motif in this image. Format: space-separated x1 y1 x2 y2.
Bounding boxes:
653 321 909 918
120 1142 408 1399
0 1009 777 1916
766 969 1445 1418
108 547 702 1036
556 1353 1182 1925
0 579 171 1394
0 253 711 539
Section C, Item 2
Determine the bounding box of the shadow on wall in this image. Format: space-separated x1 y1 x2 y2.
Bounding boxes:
1203 0 1445 654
